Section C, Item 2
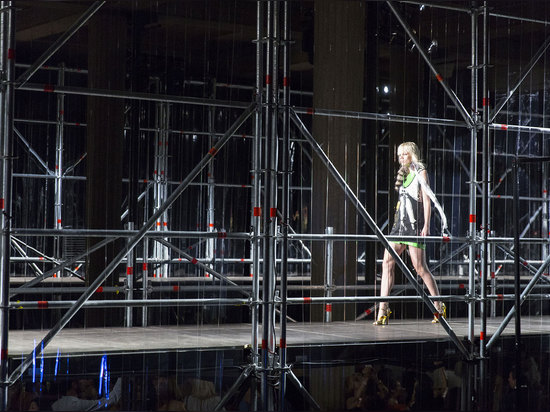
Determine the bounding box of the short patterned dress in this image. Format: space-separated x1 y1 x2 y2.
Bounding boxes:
390 166 426 249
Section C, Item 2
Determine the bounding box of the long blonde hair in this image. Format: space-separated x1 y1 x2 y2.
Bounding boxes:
394 142 425 191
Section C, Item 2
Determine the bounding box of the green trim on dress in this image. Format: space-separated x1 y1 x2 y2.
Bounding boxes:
403 170 416 187
393 240 426 250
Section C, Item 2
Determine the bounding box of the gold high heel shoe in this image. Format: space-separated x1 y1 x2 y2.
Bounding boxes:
432 303 447 324
373 308 392 326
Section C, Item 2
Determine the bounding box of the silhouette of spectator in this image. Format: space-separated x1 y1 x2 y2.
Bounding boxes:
500 369 517 411
152 375 186 411
51 377 121 411
182 378 222 411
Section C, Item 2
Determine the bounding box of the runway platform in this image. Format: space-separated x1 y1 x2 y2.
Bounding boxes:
8 315 550 357
6 317 550 412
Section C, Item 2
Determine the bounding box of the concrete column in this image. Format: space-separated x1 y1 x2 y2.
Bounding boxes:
311 0 365 321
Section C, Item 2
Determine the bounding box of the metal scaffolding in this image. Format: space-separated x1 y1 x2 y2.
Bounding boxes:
0 1 549 410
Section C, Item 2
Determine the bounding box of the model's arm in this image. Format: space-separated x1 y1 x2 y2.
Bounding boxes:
420 169 431 236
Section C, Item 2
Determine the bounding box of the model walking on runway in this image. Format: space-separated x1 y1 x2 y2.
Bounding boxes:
374 142 446 325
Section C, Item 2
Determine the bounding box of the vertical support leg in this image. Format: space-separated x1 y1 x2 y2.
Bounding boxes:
153 100 170 277
0 3 14 410
467 5 480 410
279 2 291 408
479 2 490 409
142 237 149 326
512 158 523 403
261 1 279 408
250 0 264 371
207 79 216 276
54 64 65 275
324 227 334 323
125 222 134 327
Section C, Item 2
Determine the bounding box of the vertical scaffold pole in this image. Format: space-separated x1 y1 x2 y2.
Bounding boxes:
467 5 479 409
512 158 522 406
207 79 216 277
125 222 134 327
250 0 265 380
261 0 278 408
0 2 14 410
142 237 149 327
54 64 65 275
279 1 291 408
324 227 334 323
479 2 490 408
153 99 170 277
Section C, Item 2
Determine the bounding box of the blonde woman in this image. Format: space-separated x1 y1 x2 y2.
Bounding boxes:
373 142 446 325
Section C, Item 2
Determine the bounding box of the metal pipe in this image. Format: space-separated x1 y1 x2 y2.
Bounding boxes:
10 242 46 279
324 227 334 323
294 106 467 128
479 3 490 408
11 228 252 239
490 35 550 122
13 128 53 175
19 82 250 109
12 292 549 310
290 110 471 360
125 222 134 327
512 159 522 394
386 1 474 127
7 103 256 383
489 123 550 134
207 79 216 283
15 1 106 87
11 298 251 309
485 240 550 350
279 1 291 408
8 229 550 245
0 3 14 408
142 234 149 327
261 0 274 407
250 0 264 372
214 365 254 411
54 65 65 277
21 81 550 135
11 282 549 295
467 3 479 348
155 238 250 297
496 244 550 283
11 237 114 295
490 233 497 317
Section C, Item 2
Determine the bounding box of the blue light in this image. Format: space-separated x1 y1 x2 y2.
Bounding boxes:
54 349 60 378
40 342 44 384
32 339 36 383
99 354 109 399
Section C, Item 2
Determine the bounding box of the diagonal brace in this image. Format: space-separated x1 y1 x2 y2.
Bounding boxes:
386 1 474 127
290 109 471 360
15 1 106 87
486 253 550 350
14 128 53 175
7 104 255 384
490 35 550 122
155 238 250 297
10 237 114 297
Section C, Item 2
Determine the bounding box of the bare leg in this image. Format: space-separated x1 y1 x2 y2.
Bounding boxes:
377 243 406 319
408 246 442 312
